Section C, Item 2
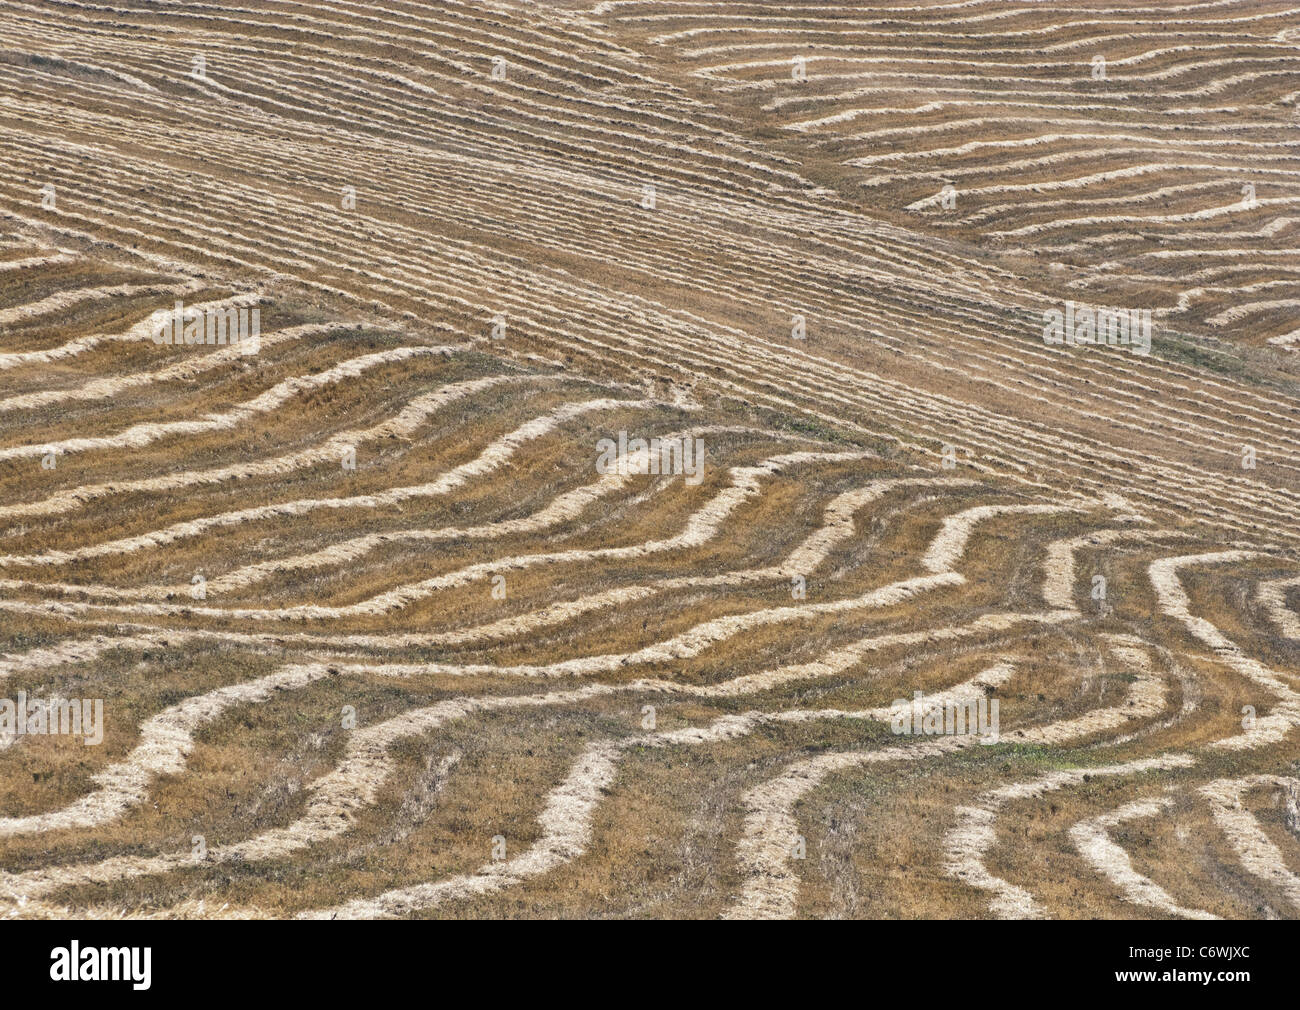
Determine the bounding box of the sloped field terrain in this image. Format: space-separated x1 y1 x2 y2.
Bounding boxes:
0 0 1298 919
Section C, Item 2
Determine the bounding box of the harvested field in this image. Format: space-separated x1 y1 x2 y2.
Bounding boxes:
0 0 1298 922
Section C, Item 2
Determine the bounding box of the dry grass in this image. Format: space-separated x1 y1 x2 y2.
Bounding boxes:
0 0 1297 920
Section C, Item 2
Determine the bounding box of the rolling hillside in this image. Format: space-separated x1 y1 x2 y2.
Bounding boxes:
0 0 1298 919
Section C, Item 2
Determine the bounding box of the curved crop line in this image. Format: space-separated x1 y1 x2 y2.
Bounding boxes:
304 662 1017 919
0 664 329 838
0 474 965 672
944 756 1196 919
0 391 672 567
59 424 780 599
1069 798 1219 919
731 635 1178 919
0 364 532 524
1200 776 1300 910
0 607 1070 909
0 281 196 332
0 345 444 463
943 551 1300 919
0 449 875 621
1257 576 1300 640
275 501 1076 678
165 426 845 598
1149 552 1300 749
0 287 233 370
0 321 357 414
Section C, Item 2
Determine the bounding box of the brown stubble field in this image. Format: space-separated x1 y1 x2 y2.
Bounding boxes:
0 0 1298 920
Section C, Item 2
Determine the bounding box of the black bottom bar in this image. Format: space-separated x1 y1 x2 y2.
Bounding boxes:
0 921 1278 998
